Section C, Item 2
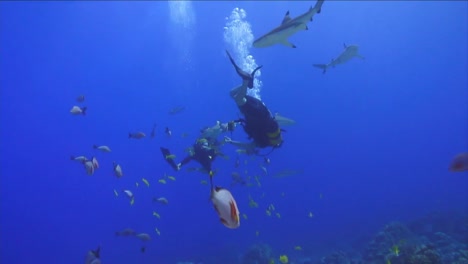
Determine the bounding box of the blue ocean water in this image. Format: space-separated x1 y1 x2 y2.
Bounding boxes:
0 1 467 264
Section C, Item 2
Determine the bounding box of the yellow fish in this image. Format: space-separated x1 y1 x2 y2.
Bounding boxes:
113 189 118 197
165 154 176 160
155 228 161 236
248 196 258 208
266 210 271 216
294 246 302 251
152 211 161 219
142 178 150 187
200 180 208 185
167 176 176 181
158 179 167 184
242 214 248 220
135 182 139 187
130 197 135 205
268 204 275 211
279 255 288 264
276 213 281 218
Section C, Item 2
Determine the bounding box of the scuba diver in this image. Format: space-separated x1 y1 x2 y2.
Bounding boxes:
224 50 283 153
160 121 232 173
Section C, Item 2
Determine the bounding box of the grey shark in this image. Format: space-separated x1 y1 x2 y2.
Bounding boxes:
253 0 325 48
313 43 365 74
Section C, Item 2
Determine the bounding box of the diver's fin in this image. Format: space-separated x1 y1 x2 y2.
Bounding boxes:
160 147 178 170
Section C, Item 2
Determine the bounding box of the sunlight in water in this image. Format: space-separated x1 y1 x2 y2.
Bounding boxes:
224 7 262 100
168 1 196 71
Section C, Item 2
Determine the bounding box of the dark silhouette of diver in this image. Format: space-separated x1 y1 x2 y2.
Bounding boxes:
224 50 284 152
160 137 223 174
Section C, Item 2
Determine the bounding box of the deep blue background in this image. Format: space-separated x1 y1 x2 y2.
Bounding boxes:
1 1 467 263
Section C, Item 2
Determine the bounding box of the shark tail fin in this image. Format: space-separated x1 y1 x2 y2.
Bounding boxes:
313 64 327 74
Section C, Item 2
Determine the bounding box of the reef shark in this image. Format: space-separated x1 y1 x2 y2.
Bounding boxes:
253 0 325 48
313 43 365 74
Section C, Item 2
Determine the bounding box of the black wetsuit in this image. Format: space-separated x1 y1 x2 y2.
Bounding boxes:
238 95 282 148
180 142 216 172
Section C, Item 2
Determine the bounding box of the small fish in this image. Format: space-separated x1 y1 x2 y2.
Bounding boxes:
248 196 258 208
93 145 111 152
152 211 161 219
200 180 208 185
158 179 166 184
129 132 146 139
113 189 118 197
85 246 100 264
76 95 85 103
211 186 240 229
181 132 189 138
168 106 185 115
113 162 123 178
242 213 248 220
122 190 135 205
155 228 161 236
279 255 289 264
150 123 157 139
167 176 176 181
266 210 271 216
83 160 95 175
308 212 314 218
142 178 150 187
135 182 139 187
70 105 87 115
91 157 99 169
165 127 172 137
449 152 468 172
392 245 400 256
276 212 281 218
70 155 87 162
115 228 136 236
153 197 168 205
268 204 275 211
136 233 151 241
255 231 260 236
294 246 302 251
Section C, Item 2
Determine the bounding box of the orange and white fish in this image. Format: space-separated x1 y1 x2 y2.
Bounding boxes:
450 152 468 172
83 160 94 175
91 157 99 169
211 186 240 229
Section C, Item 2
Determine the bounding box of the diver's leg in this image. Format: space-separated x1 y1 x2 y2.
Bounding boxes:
230 82 248 106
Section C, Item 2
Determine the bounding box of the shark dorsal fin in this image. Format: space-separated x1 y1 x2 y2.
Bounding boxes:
281 11 291 25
